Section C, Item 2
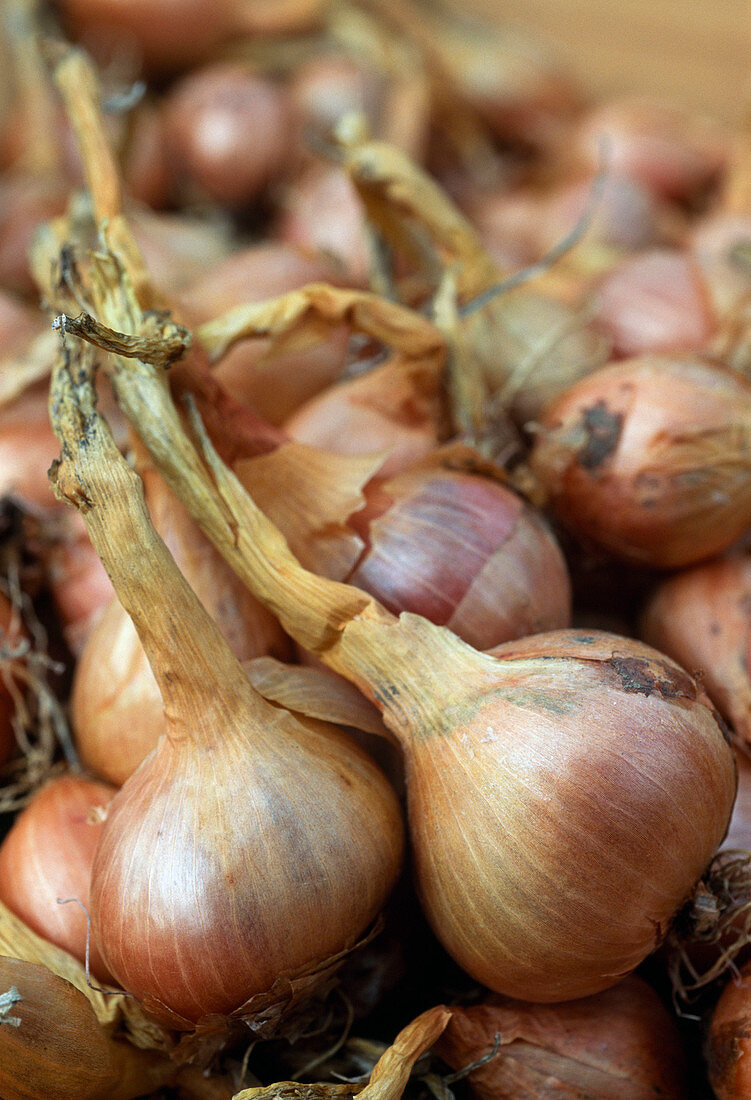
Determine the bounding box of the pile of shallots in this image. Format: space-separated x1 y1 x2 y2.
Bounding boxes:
2 1 751 1098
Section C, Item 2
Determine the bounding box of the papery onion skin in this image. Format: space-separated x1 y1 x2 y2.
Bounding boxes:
641 554 751 745
0 776 116 983
435 975 688 1098
0 957 176 1100
346 469 571 649
707 957 751 1099
285 359 446 479
401 628 735 1003
530 355 751 568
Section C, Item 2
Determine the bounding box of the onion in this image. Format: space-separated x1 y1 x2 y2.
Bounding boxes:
641 554 751 745
706 957 751 1099
50 360 404 1030
177 241 346 323
288 54 389 149
0 174 68 295
593 248 717 357
276 163 371 283
58 0 236 75
71 465 290 787
162 64 292 207
570 97 729 202
285 355 447 479
51 45 735 1010
0 957 178 1100
121 102 172 210
107 340 736 1001
43 510 114 656
345 467 571 649
529 355 751 567
473 174 664 273
0 775 116 982
213 325 351 426
435 976 689 1098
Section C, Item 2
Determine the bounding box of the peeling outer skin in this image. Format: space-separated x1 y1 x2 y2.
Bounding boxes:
149 919 383 1065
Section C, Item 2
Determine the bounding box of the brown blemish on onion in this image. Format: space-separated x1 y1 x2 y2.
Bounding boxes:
609 655 697 700
577 401 623 470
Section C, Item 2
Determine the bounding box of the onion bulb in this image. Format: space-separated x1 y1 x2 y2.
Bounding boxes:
530 355 751 567
641 554 751 745
344 467 571 649
593 248 717 357
0 957 177 1100
49 360 404 1029
707 957 751 1099
0 775 116 982
570 97 728 202
435 976 689 1098
162 64 291 207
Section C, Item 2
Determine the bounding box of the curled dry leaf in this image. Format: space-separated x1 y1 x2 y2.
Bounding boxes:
232 1005 451 1100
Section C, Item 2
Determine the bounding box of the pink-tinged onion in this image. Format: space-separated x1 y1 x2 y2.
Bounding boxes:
276 164 371 284
285 356 446 479
530 355 751 568
121 102 172 210
0 383 62 515
593 249 717 357
177 241 345 323
571 97 729 202
288 54 388 147
345 467 571 649
641 554 751 745
0 775 116 982
0 174 68 296
473 174 663 273
435 976 688 1098
162 64 291 207
57 0 235 75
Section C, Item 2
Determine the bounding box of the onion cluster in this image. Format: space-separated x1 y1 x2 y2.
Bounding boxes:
1 4 750 1098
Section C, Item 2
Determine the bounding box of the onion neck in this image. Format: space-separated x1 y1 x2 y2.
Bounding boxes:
49 365 267 747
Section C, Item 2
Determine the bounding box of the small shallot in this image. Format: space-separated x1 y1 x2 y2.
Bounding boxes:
0 775 116 982
435 976 688 1098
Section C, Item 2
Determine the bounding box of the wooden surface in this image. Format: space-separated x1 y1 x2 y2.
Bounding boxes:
469 0 751 124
